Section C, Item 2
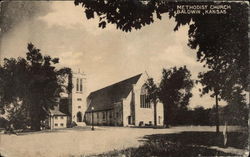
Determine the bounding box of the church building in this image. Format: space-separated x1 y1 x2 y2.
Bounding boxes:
46 72 164 129
84 73 164 127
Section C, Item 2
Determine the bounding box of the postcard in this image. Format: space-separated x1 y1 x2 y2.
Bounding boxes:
0 0 249 157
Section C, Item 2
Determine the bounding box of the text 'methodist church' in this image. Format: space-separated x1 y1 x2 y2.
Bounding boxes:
47 71 164 129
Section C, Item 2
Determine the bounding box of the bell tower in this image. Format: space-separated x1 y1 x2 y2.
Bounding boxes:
68 70 87 126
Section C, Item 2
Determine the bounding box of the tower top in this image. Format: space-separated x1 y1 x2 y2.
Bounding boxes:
72 69 86 76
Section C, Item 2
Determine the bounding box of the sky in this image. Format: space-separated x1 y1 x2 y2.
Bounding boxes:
0 1 230 109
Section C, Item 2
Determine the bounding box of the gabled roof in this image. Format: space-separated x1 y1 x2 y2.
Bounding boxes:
86 74 142 112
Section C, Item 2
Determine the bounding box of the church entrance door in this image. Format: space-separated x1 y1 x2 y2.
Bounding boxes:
77 112 82 122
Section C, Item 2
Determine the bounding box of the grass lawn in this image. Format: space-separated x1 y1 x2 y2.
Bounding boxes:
87 131 248 157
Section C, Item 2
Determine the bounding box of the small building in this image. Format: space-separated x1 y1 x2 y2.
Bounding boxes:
48 107 68 129
84 73 164 126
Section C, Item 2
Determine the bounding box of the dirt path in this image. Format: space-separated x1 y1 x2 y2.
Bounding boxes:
0 126 247 157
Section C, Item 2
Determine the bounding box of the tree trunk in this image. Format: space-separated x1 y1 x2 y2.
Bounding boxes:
163 104 169 127
30 104 41 131
154 102 157 126
30 114 41 131
215 93 219 133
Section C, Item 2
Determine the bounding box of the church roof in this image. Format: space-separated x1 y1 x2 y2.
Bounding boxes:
86 73 142 113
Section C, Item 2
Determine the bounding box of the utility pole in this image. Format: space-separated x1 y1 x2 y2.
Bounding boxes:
215 93 219 134
91 107 94 130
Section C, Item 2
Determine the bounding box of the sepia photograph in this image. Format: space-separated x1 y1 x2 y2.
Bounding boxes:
0 0 249 157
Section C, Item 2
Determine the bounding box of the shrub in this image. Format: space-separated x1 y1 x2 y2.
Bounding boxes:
0 117 8 128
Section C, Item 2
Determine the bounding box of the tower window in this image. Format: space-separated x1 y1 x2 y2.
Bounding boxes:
76 78 79 91
77 98 82 101
80 78 83 92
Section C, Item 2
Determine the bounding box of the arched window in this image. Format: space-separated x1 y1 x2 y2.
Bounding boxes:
140 84 150 108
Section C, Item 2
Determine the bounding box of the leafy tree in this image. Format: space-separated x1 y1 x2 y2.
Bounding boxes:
197 66 223 133
7 99 30 130
221 87 248 126
159 66 193 126
0 43 72 131
74 0 158 32
145 77 159 126
192 106 210 126
190 4 248 131
198 55 248 132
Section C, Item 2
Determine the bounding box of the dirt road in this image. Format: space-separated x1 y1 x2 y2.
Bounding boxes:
0 126 246 157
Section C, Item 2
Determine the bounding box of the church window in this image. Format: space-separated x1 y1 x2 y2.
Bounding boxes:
77 98 82 101
78 106 81 109
60 123 64 127
60 116 64 119
55 116 58 119
140 84 150 108
55 123 58 127
76 78 79 91
80 79 83 92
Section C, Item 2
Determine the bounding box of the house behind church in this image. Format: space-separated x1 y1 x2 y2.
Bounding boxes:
84 73 164 126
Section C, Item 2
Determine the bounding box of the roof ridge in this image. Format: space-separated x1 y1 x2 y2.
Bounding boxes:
89 73 142 96
86 73 143 113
